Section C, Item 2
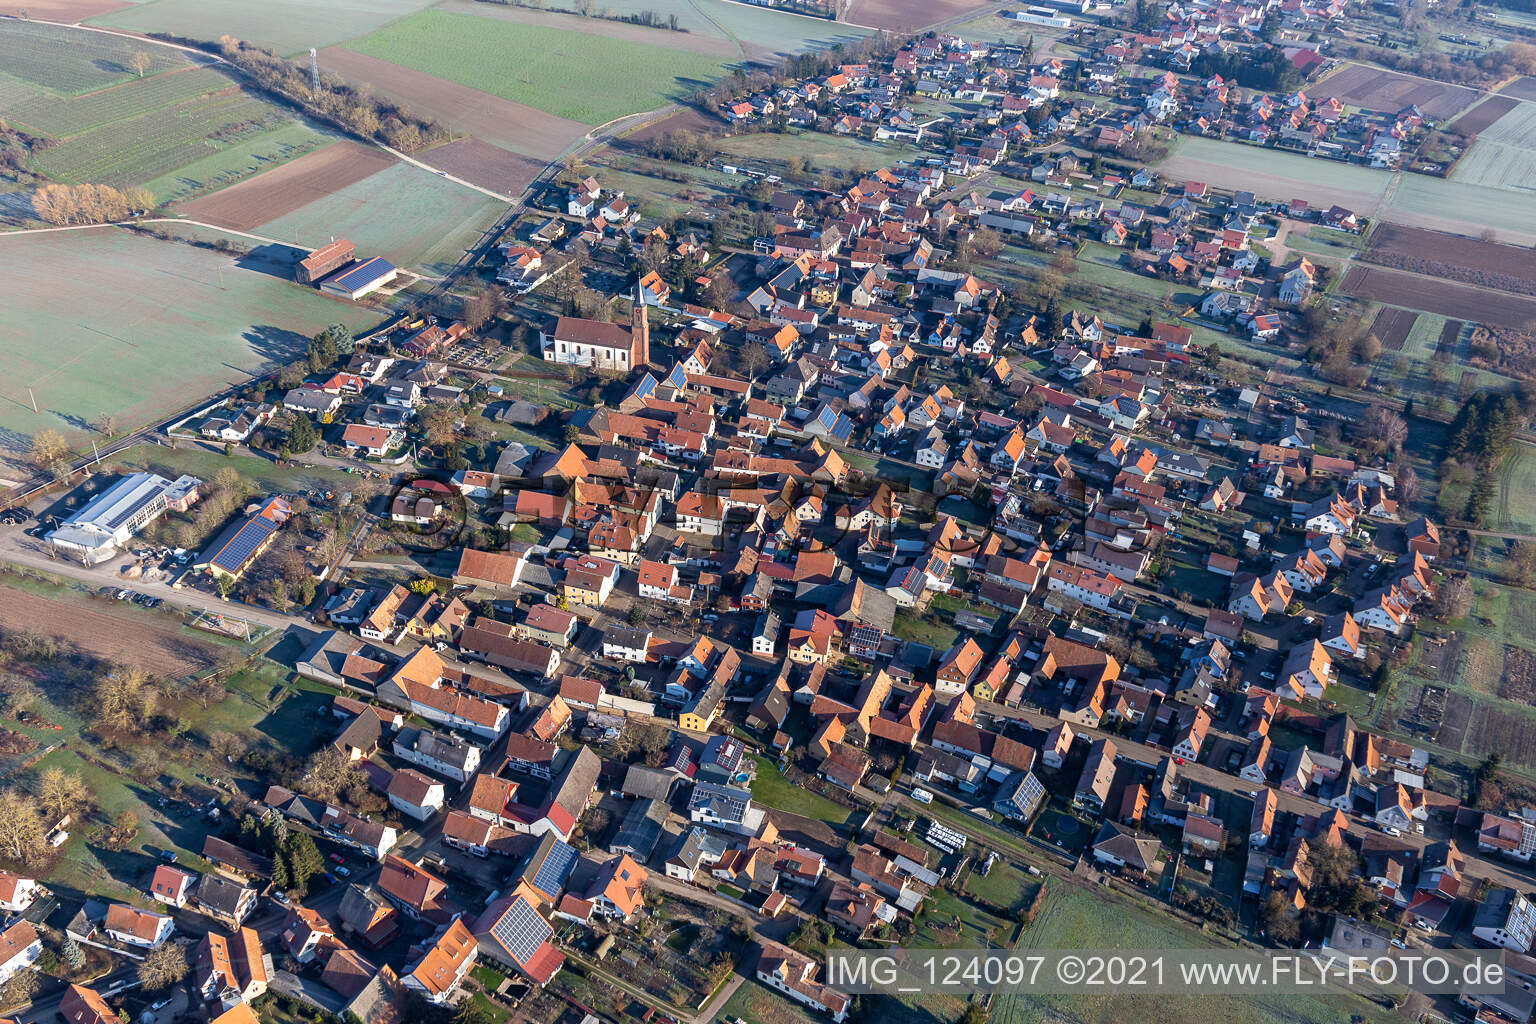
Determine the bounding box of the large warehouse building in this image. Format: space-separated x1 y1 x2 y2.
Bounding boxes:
46 472 201 565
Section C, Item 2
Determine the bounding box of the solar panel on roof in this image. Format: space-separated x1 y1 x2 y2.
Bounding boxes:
530 840 578 896
491 897 551 965
213 515 279 572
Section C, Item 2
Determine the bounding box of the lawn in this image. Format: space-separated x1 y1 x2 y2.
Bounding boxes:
344 9 736 124
892 610 959 650
0 228 376 458
110 443 363 497
88 0 439 57
0 20 188 94
253 160 506 274
750 756 851 825
720 979 826 1024
964 858 1041 911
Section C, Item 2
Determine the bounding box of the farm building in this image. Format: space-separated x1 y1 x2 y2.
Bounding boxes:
296 239 356 285
319 257 398 301
47 472 201 565
195 497 293 581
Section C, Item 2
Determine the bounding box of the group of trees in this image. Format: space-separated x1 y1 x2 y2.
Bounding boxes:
1444 391 1528 526
214 36 447 153
1189 45 1302 92
1302 306 1378 388
239 813 326 894
31 183 155 225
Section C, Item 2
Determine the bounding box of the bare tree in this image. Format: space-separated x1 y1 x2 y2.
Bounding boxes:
1359 406 1407 454
30 429 69 471
129 51 152 78
0 789 47 866
298 746 363 804
37 767 91 822
137 942 188 991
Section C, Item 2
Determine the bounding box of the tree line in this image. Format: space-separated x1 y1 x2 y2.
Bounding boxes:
205 35 448 153
31 183 156 225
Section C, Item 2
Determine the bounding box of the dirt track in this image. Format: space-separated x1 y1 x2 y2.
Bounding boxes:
175 141 396 232
316 46 588 160
0 583 220 678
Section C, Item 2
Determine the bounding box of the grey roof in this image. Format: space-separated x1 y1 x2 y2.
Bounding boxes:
611 798 669 860
621 765 678 802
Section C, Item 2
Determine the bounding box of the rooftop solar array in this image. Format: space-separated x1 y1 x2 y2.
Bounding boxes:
530 839 578 897
491 896 552 966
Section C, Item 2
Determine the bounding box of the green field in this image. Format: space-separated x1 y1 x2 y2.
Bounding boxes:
994 884 1396 1024
0 228 374 455
344 9 736 124
1452 101 1536 191
491 0 873 56
89 0 439 57
0 20 188 94
1498 442 1536 534
253 159 505 274
750 756 851 824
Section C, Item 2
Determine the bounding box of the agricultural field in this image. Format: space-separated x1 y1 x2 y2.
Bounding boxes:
1386 173 1536 242
1368 306 1418 351
1155 136 1388 211
1313 61 1482 119
0 25 337 206
1502 76 1536 101
1447 94 1518 135
993 884 1396 1024
173 140 396 230
0 20 187 94
252 160 507 275
1451 101 1536 191
1497 442 1536 535
312 46 588 168
343 9 736 125
0 228 374 455
0 66 227 138
1339 266 1536 331
1367 223 1536 289
510 0 874 57
845 0 989 31
87 0 438 57
29 90 326 196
